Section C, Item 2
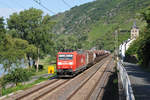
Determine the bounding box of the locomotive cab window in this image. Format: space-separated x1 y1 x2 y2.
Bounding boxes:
59 54 73 60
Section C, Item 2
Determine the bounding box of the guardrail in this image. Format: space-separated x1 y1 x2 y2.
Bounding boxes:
117 61 135 100
0 84 2 97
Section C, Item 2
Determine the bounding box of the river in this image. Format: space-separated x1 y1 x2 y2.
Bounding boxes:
0 59 31 77
0 64 5 77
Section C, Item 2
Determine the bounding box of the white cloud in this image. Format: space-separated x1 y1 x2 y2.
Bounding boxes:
0 8 22 19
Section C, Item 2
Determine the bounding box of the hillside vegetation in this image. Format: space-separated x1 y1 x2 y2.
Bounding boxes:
52 0 150 51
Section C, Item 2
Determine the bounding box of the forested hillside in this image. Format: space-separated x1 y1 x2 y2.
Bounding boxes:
52 0 150 51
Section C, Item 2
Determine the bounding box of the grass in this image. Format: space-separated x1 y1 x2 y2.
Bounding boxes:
32 55 56 76
32 64 56 76
1 73 56 96
1 75 56 96
1 55 57 96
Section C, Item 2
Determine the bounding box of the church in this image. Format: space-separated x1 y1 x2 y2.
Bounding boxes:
130 22 139 40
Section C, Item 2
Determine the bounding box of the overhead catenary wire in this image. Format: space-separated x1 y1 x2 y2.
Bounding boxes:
33 0 56 14
62 0 72 8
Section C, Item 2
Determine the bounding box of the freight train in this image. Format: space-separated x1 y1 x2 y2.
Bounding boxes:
56 50 110 77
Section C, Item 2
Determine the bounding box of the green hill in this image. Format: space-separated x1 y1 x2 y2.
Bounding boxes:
52 0 150 51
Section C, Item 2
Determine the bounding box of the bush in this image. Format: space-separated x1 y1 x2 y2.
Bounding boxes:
33 64 44 71
137 34 150 67
125 39 139 56
2 68 32 87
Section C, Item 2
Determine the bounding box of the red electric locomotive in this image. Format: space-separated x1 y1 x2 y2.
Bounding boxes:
56 50 109 77
56 51 87 77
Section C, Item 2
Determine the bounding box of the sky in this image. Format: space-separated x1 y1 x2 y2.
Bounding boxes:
0 0 94 18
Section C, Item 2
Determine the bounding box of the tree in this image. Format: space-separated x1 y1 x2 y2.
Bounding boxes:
26 45 37 68
2 67 31 86
0 17 6 52
142 7 150 27
137 34 150 67
0 17 6 65
0 35 36 72
7 8 55 72
92 38 104 50
0 17 5 32
54 34 79 52
0 17 36 72
137 7 150 67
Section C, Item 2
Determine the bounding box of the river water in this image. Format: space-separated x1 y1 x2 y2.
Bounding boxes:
0 64 5 77
0 59 31 77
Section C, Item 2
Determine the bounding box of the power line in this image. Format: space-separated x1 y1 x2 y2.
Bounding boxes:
62 0 72 8
33 0 56 14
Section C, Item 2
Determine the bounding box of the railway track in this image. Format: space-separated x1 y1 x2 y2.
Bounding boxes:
1 55 115 100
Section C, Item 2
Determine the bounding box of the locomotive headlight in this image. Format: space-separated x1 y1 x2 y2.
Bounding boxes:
69 62 73 65
58 62 62 65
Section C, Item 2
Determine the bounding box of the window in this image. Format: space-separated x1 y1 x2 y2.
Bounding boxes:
59 54 73 60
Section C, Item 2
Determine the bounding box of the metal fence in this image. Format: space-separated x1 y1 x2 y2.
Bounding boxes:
0 84 1 97
117 61 135 100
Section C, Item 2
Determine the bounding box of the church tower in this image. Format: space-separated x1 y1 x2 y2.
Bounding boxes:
131 22 139 40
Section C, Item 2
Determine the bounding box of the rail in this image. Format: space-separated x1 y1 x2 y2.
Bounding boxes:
117 61 135 100
1 56 111 100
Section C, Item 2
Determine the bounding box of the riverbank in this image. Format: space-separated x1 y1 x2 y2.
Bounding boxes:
1 74 56 97
0 56 56 96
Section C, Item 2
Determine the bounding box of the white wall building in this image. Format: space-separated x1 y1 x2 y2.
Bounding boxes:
119 22 139 60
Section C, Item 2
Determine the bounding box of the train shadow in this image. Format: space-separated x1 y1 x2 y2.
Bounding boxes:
48 75 57 80
102 72 119 100
54 69 86 80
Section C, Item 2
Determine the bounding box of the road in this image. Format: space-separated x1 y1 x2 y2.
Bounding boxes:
124 62 150 100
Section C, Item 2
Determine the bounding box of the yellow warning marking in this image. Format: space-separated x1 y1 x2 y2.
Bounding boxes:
48 66 55 74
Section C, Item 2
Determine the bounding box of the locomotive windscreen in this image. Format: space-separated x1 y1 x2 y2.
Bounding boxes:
59 54 73 60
